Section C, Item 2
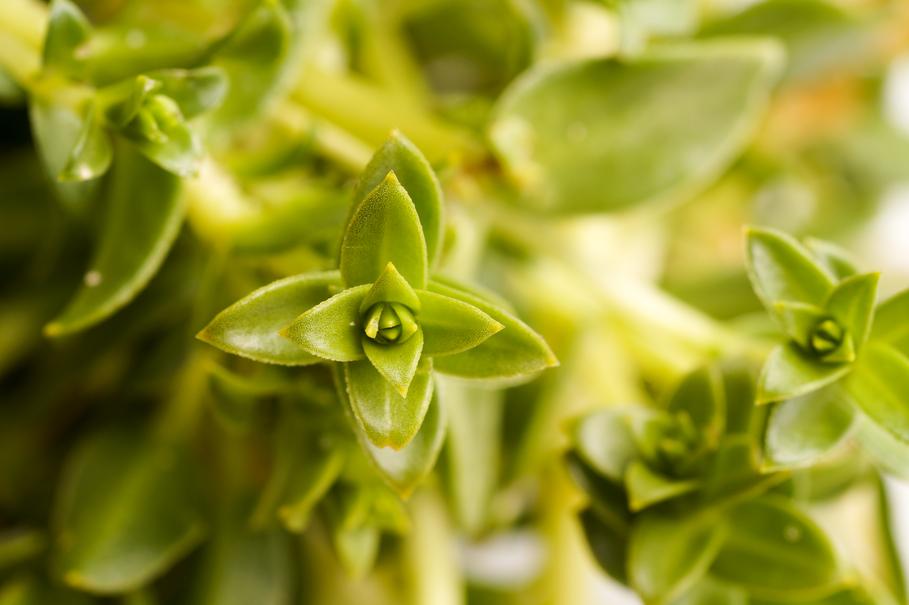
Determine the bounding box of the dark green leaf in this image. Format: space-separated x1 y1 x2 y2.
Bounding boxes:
344 358 434 449
198 271 341 366
826 273 878 353
45 146 183 336
0 530 45 571
362 330 424 397
757 344 851 404
0 576 93 605
625 461 699 511
580 507 629 584
666 365 725 445
42 0 91 77
127 96 204 177
53 431 204 593
282 285 369 362
352 132 444 266
146 68 228 119
490 40 782 213
763 386 854 469
340 172 428 288
59 108 112 182
844 343 909 444
417 290 503 357
745 226 835 309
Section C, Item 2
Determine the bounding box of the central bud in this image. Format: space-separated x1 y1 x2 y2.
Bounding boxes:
809 318 844 356
363 302 418 345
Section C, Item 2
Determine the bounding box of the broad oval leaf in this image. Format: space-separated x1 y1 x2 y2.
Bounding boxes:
352 132 444 267
45 146 184 336
572 407 640 483
198 272 339 366
489 40 783 213
745 226 835 309
53 431 205 594
625 460 699 511
711 496 841 599
870 288 909 356
417 290 503 357
628 512 727 605
344 358 434 449
764 386 855 469
427 279 557 381
362 330 424 397
364 389 447 497
282 285 369 362
844 343 909 445
340 172 428 288
757 344 851 404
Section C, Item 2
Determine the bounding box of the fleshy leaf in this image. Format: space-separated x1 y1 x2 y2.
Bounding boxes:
772 301 827 349
580 507 630 584
427 279 557 380
489 40 782 213
805 237 860 281
745 226 835 309
572 407 640 483
199 272 341 366
757 344 851 404
360 263 421 313
59 108 112 182
362 330 424 396
871 288 909 357
146 67 229 119
628 512 727 605
417 290 503 357
345 358 434 449
666 365 725 446
710 497 841 599
363 390 447 497
43 0 92 77
45 146 183 336
53 431 205 593
674 579 748 605
625 460 699 511
844 343 909 445
825 272 879 354
127 96 204 177
340 172 428 288
763 386 855 469
352 132 444 266
282 285 369 362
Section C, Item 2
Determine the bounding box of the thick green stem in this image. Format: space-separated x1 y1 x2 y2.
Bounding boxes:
404 490 464 605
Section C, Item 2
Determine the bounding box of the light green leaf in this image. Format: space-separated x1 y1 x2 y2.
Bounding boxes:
711 497 841 600
805 237 860 281
417 290 503 357
364 390 447 497
352 132 444 266
757 344 851 404
324 489 381 579
666 365 725 446
763 386 855 469
282 285 369 362
625 460 699 511
360 263 421 312
42 0 91 77
198 271 341 366
772 301 827 349
340 172 428 288
826 273 878 353
53 431 205 594
145 68 228 119
344 358 434 449
745 226 835 309
362 330 424 397
427 279 557 380
59 108 112 182
572 407 640 483
673 578 748 605
852 410 909 481
871 288 909 356
844 343 909 445
45 146 184 336
126 96 204 177
489 40 782 213
628 512 727 605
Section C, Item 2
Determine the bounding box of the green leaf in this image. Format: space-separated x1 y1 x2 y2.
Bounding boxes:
45 146 184 336
282 285 369 362
673 578 748 605
625 460 699 511
572 407 640 483
711 496 841 600
363 390 447 497
42 0 91 77
53 431 205 594
344 358 434 449
489 40 782 213
628 512 727 605
427 279 557 380
198 271 341 366
666 365 725 446
804 237 860 281
852 410 909 481
360 263 421 312
772 301 827 349
352 132 444 267
871 288 909 356
844 343 909 445
763 386 855 469
277 445 345 533
0 530 44 571
126 96 204 177
362 330 424 397
825 273 878 353
145 68 228 119
579 507 629 584
745 226 835 309
0 576 94 605
59 108 112 182
757 344 851 404
340 173 428 288
324 489 381 579
417 290 503 357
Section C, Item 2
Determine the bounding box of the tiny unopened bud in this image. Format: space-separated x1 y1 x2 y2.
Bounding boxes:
809 318 844 357
362 302 418 344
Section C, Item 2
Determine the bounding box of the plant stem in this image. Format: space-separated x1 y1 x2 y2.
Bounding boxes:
403 489 464 605
0 0 45 90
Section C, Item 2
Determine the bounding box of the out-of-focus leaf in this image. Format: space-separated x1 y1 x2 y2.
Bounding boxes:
45 146 183 336
673 578 748 605
146 67 228 119
489 40 782 214
198 271 341 365
42 0 91 77
745 226 835 309
826 273 878 353
625 460 699 511
764 386 854 468
757 344 851 404
0 576 94 605
845 343 909 445
59 109 112 182
870 289 909 357
580 507 629 584
53 431 205 594
0 530 45 571
666 365 725 446
572 407 640 483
